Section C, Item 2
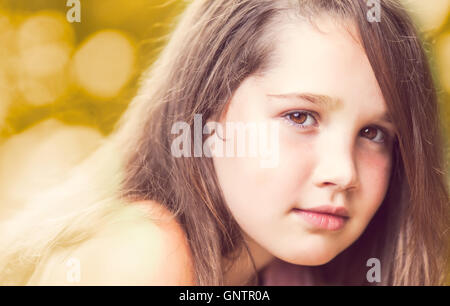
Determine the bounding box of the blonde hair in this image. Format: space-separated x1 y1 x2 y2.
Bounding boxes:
1 0 449 285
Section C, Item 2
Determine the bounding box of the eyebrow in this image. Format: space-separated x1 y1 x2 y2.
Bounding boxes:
267 92 342 113
266 92 394 125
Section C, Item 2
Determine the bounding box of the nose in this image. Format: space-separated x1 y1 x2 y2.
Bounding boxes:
311 133 359 192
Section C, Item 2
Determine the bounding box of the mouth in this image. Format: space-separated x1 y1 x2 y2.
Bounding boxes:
292 206 349 231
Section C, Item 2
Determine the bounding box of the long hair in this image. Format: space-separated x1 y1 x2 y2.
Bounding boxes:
1 0 448 286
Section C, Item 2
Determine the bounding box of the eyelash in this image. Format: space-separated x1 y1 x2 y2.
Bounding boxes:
282 111 390 144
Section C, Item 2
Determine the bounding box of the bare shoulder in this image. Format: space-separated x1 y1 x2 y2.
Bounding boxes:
28 200 195 285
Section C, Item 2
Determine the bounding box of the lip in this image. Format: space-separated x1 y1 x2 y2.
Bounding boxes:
298 205 349 218
292 205 349 231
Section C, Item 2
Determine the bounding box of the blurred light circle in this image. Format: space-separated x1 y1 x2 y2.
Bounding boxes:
16 11 75 106
17 11 74 50
21 43 71 78
17 71 69 105
436 32 450 93
402 0 449 32
72 30 135 99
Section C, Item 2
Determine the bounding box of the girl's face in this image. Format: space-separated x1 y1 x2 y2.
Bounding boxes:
212 18 395 266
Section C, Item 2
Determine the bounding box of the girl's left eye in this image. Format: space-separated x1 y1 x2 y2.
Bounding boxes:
360 126 386 143
283 111 317 129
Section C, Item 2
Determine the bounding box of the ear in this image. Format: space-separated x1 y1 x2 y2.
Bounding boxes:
204 97 229 124
218 97 233 124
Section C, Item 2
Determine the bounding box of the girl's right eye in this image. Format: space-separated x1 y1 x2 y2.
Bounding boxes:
282 111 318 129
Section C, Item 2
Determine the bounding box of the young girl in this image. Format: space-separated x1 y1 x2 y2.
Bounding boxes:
1 0 449 286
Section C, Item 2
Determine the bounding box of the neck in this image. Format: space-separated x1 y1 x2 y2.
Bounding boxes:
222 233 275 286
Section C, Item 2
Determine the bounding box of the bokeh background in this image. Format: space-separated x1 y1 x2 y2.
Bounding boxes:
0 0 448 281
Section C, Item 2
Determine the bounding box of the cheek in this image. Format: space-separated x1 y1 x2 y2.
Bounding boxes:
212 132 314 225
212 155 275 236
213 155 286 218
357 150 392 217
276 131 316 194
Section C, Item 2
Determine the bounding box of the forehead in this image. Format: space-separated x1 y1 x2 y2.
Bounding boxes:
259 16 386 113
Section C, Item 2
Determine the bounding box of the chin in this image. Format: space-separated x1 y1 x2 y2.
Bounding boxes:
301 254 337 266
276 246 341 266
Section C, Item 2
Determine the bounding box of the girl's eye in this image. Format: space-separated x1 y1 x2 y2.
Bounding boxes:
283 111 317 128
360 126 386 143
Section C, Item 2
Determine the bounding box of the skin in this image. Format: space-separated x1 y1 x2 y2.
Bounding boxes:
27 201 195 285
214 17 396 284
